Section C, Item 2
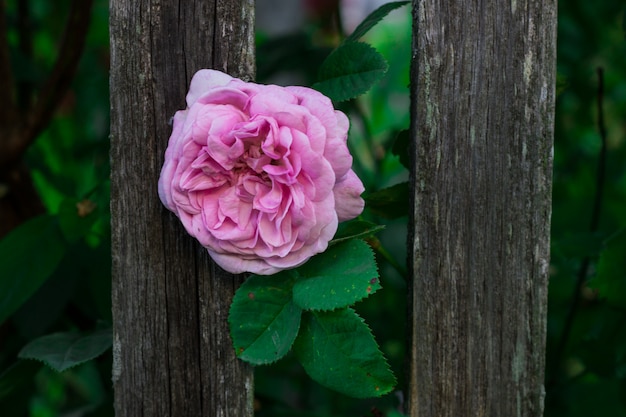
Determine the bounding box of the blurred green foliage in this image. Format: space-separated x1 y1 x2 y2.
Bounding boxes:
0 0 625 416
1 0 111 416
546 0 626 415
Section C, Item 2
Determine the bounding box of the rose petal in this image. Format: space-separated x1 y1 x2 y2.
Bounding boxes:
158 69 366 275
333 170 365 222
186 69 234 106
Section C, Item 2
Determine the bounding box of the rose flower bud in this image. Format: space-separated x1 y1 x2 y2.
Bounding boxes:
158 69 365 275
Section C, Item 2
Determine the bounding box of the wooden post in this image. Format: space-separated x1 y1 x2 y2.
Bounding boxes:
110 1 255 416
407 0 556 415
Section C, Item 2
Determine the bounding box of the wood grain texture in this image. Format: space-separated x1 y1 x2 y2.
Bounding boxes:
407 0 556 415
109 1 255 416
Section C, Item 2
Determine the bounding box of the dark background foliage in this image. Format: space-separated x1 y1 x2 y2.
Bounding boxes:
0 0 624 416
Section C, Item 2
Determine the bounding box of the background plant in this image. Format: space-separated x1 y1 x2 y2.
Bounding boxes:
0 0 625 416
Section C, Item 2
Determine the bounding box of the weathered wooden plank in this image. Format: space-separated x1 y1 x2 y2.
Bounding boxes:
408 0 556 415
110 1 255 416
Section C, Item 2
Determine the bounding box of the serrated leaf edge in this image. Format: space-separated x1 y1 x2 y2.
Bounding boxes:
330 224 386 245
231 300 302 366
313 42 389 102
228 272 301 365
293 276 381 313
18 330 112 373
312 67 389 102
296 308 396 398
330 308 397 397
293 239 381 311
317 42 387 79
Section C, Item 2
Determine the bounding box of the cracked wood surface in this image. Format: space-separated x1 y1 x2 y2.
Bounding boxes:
110 2 255 416
408 0 556 415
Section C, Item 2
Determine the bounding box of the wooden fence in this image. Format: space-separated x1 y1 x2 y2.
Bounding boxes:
110 1 556 416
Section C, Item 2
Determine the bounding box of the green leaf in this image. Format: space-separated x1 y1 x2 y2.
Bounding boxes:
345 1 410 43
392 129 411 170
18 328 112 372
0 215 67 324
58 197 99 243
293 239 380 311
293 308 396 398
590 230 626 307
331 220 385 245
312 42 388 102
364 182 410 219
229 271 302 365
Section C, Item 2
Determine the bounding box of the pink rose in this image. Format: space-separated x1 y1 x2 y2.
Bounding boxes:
158 69 365 275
